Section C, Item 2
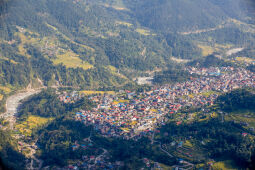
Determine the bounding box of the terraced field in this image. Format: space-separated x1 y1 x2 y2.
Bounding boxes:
15 116 54 136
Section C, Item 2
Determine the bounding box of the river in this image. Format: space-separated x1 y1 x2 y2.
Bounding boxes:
0 90 41 119
226 48 244 56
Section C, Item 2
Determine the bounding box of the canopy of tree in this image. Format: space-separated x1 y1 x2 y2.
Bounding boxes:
188 55 233 68
0 129 25 170
217 88 255 112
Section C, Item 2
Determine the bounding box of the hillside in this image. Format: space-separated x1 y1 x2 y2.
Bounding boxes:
125 0 227 33
1 0 255 111
0 0 173 112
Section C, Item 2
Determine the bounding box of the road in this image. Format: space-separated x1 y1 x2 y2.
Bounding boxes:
154 141 173 158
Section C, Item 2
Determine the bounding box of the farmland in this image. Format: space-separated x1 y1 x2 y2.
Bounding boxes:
52 51 93 70
80 90 115 95
15 116 53 136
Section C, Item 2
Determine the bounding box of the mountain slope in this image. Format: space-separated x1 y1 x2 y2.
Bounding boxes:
0 0 172 89
124 0 228 33
0 0 255 94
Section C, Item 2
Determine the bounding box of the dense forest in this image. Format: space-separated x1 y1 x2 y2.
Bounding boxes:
0 129 25 170
18 89 94 119
217 88 255 112
153 67 197 84
188 54 234 68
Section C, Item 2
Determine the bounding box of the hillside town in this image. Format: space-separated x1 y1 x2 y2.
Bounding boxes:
59 66 255 139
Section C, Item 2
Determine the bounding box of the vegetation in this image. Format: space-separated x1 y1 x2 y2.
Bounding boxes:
36 117 176 168
159 120 255 168
18 89 94 119
37 118 93 166
15 115 54 136
188 54 233 68
1 0 255 169
153 67 198 84
0 130 26 170
217 88 255 112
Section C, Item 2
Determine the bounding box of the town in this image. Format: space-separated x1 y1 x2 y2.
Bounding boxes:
59 66 255 139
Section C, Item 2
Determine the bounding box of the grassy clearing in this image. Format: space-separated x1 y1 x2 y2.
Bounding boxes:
150 109 158 113
201 91 220 97
106 65 128 80
46 23 95 52
214 43 233 49
115 21 133 27
0 56 18 64
158 163 173 170
107 65 117 73
197 44 214 56
226 113 255 127
212 160 238 170
113 99 129 105
16 30 40 58
79 25 106 39
136 28 152 36
171 57 190 63
0 86 11 93
80 91 115 95
184 140 193 147
15 116 53 136
106 31 119 37
52 51 93 70
108 0 128 11
236 57 255 64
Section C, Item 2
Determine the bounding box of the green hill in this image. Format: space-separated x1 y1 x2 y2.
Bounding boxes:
0 0 255 108
125 0 227 33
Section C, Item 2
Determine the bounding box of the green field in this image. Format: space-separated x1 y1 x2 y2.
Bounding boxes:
53 51 93 70
212 160 239 170
15 116 54 136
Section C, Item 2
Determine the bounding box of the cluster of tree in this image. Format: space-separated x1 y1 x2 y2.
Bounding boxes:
153 67 198 84
247 65 255 73
0 129 25 170
216 87 255 112
18 89 94 119
36 118 93 166
0 59 30 87
190 27 255 47
187 54 233 68
159 120 255 168
166 33 201 59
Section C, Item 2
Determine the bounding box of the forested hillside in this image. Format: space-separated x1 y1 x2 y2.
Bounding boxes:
125 0 227 33
1 0 255 112
217 88 255 112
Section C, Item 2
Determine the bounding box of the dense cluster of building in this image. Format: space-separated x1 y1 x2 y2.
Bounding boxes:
59 66 255 139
